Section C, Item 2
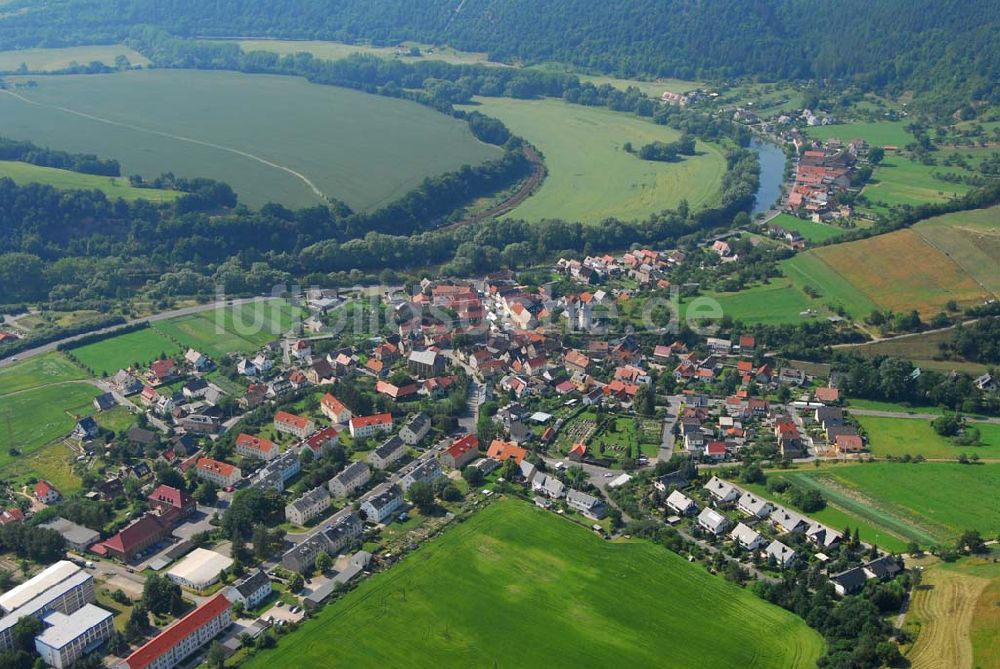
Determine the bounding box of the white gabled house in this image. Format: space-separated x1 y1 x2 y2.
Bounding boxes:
730 522 766 551
697 507 730 535
703 476 739 504
665 490 697 516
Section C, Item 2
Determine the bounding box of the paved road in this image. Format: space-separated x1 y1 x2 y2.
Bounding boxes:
656 394 682 463
0 296 269 370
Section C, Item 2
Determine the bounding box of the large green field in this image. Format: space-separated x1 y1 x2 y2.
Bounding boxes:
0 382 101 463
687 277 822 326
152 300 302 358
857 415 1000 460
0 352 87 395
245 500 823 668
862 155 971 211
805 121 913 147
765 463 1000 549
458 97 726 222
0 69 500 209
0 44 150 72
70 328 178 376
0 160 180 202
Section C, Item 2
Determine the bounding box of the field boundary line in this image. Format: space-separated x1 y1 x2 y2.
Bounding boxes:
912 224 998 300
0 88 327 202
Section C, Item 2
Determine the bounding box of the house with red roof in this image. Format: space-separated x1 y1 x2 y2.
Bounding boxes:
815 387 840 404
349 413 394 439
148 359 176 385
375 380 420 401
564 350 591 374
303 426 339 455
440 434 479 469
148 485 195 521
704 441 728 460
835 434 864 454
320 393 353 424
96 513 169 562
120 594 231 669
274 411 314 439
235 433 278 461
568 443 587 462
0 508 25 525
34 480 60 505
195 458 241 488
486 440 527 464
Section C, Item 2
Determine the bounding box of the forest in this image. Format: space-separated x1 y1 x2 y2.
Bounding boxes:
0 0 995 113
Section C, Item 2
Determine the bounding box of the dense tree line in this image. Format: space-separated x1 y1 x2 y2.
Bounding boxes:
0 522 66 563
0 1 994 113
835 354 1000 415
941 317 1000 364
0 136 120 176
636 135 696 162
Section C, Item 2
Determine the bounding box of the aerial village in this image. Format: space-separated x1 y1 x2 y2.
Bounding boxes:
0 240 915 669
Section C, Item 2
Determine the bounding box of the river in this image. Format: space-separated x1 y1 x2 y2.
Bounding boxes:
750 138 786 216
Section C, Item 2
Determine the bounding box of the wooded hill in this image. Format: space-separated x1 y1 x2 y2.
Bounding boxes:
1 0 996 112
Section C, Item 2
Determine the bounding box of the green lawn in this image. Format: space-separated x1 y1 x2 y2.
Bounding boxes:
70 328 178 376
0 69 500 209
846 398 945 415
688 277 825 325
0 382 101 464
0 352 88 395
0 160 180 202
458 97 726 222
804 121 913 147
243 500 823 668
0 44 150 72
769 213 848 243
769 463 1000 549
783 252 880 318
857 415 1000 460
862 156 970 210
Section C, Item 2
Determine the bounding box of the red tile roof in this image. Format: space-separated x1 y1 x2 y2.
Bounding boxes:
236 433 276 454
815 387 840 403
321 393 350 416
446 434 479 460
274 411 311 430
123 594 230 669
101 513 165 556
197 458 238 478
150 359 175 379
705 441 727 455
0 508 24 525
35 480 55 498
569 443 587 457
148 485 192 511
486 440 527 464
304 426 339 451
350 413 393 429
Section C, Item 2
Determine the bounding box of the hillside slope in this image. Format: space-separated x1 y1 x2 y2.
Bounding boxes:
1 0 997 110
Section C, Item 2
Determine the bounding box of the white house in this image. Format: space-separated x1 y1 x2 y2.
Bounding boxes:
224 569 271 610
328 462 371 498
399 412 432 445
360 486 403 523
285 487 330 526
730 522 766 551
665 490 697 516
737 491 773 519
703 476 739 504
697 507 730 535
765 540 798 567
